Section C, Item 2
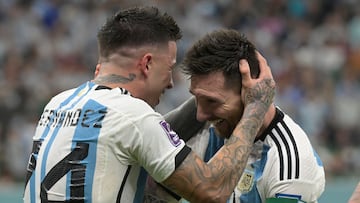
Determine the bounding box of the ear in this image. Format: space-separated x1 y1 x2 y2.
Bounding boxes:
139 53 152 78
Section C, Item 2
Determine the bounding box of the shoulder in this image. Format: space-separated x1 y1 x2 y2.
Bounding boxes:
265 108 315 154
264 109 324 174
261 109 325 202
45 88 79 108
92 87 161 118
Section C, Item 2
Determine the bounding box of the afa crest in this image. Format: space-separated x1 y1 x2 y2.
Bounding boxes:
237 169 255 193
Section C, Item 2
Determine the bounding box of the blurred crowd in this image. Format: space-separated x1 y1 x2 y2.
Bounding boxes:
0 0 359 184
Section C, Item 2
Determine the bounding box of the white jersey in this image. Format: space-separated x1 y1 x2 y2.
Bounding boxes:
23 81 190 203
184 107 325 203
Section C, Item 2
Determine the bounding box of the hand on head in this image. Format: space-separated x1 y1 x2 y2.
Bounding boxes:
239 51 275 109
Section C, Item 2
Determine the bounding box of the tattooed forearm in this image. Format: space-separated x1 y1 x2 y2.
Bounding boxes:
243 78 275 107
164 146 251 203
143 194 170 203
93 73 136 84
144 176 180 203
235 77 276 143
162 78 275 203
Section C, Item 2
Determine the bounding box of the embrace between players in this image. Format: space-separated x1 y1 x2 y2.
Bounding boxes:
23 6 325 203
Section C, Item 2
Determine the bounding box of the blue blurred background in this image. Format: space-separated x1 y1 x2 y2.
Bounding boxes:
0 0 359 202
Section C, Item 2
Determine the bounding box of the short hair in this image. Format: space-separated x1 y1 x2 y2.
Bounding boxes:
97 6 182 58
181 29 259 88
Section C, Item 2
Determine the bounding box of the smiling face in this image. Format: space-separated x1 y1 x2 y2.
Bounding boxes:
190 71 244 138
145 41 177 107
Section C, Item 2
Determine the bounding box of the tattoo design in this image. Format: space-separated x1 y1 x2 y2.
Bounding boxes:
144 176 179 203
238 77 276 140
162 77 276 202
243 78 275 108
93 73 136 84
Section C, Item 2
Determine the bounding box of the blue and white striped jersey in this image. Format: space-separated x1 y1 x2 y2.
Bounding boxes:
182 107 325 203
23 81 190 203
232 108 325 203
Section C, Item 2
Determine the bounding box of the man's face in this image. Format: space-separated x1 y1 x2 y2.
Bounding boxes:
190 71 244 138
146 41 177 107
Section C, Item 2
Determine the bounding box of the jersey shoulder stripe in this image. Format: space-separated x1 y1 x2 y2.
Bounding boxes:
280 119 300 179
268 109 300 181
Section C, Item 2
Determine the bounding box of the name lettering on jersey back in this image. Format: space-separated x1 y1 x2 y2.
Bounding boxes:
38 108 107 128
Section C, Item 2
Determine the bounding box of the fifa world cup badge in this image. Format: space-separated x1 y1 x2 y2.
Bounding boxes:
237 168 255 192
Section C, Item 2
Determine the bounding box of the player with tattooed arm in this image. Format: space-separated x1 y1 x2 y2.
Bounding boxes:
23 7 275 203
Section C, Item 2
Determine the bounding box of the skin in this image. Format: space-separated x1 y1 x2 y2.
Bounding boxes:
162 53 275 202
349 182 360 203
190 54 277 140
93 40 275 202
93 41 177 108
190 71 244 138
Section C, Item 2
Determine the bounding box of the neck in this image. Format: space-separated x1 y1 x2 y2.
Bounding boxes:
93 60 142 88
92 73 137 87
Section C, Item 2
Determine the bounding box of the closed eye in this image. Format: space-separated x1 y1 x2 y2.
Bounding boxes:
189 90 223 106
202 96 223 107
206 98 218 104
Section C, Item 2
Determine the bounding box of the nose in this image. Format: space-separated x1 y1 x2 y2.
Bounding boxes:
196 105 212 122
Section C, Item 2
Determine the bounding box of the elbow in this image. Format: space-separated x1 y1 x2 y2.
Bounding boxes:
190 197 227 203
189 191 229 203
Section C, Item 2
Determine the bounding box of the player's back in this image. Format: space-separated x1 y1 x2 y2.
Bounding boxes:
23 81 154 203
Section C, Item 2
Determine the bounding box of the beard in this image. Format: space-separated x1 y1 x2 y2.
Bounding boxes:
213 120 235 139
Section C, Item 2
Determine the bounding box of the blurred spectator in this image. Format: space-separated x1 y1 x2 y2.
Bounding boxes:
0 0 359 183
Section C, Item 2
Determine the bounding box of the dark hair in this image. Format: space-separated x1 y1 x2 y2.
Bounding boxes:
181 29 259 88
97 6 182 58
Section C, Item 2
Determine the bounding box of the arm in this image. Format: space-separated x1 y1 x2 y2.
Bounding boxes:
143 97 206 202
349 182 360 203
164 96 205 142
162 52 276 203
144 175 181 203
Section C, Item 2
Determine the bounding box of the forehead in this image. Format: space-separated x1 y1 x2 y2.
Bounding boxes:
167 41 177 55
190 71 226 96
191 71 224 86
190 71 241 97
155 41 177 64
168 41 177 64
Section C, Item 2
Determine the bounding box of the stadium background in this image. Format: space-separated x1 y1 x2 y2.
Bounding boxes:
0 0 359 202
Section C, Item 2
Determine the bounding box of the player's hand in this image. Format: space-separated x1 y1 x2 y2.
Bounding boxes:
239 51 275 109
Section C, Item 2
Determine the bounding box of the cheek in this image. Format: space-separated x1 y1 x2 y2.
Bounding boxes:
158 67 171 80
167 71 174 87
224 102 243 122
166 71 172 81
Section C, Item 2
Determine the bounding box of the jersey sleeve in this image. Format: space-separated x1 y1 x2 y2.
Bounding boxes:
262 147 325 203
137 114 191 182
109 102 191 183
